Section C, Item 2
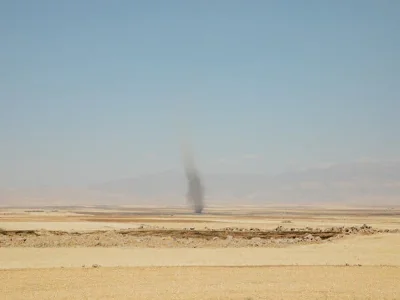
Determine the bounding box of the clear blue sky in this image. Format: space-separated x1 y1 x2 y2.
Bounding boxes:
1 1 399 187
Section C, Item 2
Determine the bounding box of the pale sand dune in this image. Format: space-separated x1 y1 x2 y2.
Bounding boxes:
1 234 399 269
1 266 399 300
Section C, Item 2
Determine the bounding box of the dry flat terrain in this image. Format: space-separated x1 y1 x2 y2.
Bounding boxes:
1 205 400 299
2 266 399 300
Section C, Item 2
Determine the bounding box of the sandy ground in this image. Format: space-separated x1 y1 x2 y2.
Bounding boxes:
1 266 399 300
1 206 400 231
0 221 140 231
1 206 399 299
1 234 400 268
2 218 400 231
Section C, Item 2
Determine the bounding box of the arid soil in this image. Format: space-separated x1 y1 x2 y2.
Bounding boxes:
1 266 399 300
0 224 390 248
1 233 400 268
1 206 399 299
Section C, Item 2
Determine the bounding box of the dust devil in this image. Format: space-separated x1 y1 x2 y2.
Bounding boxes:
185 167 204 214
181 137 205 214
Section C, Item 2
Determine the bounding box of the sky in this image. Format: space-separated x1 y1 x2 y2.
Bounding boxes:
1 0 399 188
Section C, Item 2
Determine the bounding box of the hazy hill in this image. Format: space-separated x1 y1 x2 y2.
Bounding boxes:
1 161 399 206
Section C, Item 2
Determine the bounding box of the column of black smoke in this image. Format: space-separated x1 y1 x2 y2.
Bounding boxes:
181 140 204 214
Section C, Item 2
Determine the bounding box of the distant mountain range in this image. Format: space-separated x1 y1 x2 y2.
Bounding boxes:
1 161 400 206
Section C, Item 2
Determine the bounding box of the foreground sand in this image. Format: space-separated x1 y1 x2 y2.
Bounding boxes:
1 266 399 300
1 234 400 299
1 206 399 299
1 234 400 268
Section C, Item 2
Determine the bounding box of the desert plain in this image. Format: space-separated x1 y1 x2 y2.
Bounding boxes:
1 205 400 299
